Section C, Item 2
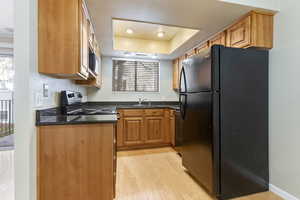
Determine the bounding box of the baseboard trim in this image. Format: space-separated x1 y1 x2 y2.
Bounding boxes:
270 184 299 200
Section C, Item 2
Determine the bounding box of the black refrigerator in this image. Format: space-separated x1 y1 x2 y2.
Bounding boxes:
179 45 269 200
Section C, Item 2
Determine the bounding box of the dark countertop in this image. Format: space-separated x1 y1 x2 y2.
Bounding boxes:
86 101 180 110
36 101 179 126
37 114 118 126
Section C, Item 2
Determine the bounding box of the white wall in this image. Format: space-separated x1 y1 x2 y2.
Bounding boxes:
87 56 178 102
14 0 86 200
269 1 300 199
218 0 280 11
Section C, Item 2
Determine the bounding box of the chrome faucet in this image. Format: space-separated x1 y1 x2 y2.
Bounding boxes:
138 98 147 105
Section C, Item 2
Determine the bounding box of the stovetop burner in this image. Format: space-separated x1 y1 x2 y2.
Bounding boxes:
62 106 117 115
60 91 117 115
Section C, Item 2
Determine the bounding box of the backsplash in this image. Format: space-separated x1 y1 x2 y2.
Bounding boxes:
31 73 87 109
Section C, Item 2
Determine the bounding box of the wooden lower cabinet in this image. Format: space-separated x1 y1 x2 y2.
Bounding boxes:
37 123 116 200
123 117 144 146
169 110 176 146
144 116 165 144
117 109 175 150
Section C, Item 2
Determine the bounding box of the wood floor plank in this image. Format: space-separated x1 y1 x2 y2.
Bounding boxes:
116 147 282 200
0 150 14 200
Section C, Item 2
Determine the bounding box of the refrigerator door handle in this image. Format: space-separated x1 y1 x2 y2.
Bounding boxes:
179 67 187 93
179 93 187 120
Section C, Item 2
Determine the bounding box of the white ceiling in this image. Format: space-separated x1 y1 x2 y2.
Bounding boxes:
113 19 194 41
85 0 273 60
0 0 14 37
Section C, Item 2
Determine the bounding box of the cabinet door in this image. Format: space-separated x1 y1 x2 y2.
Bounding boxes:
123 117 144 146
186 49 196 58
38 124 114 200
226 15 251 48
209 32 226 47
172 59 179 90
170 110 176 146
80 5 89 78
195 42 209 54
144 116 165 144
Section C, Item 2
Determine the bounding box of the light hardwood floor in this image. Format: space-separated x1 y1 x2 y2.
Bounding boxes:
0 150 14 200
116 147 282 200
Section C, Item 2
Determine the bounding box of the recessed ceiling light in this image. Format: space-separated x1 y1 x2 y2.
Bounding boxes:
157 31 165 38
126 28 133 34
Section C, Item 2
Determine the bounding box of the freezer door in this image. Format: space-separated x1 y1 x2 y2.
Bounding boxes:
180 51 212 93
179 46 221 93
181 92 219 194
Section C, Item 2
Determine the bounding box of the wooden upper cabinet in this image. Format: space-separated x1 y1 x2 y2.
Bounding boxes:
172 59 179 90
186 49 196 58
209 32 226 47
173 55 185 91
195 42 209 54
38 0 90 79
226 15 251 48
227 11 274 49
80 4 89 78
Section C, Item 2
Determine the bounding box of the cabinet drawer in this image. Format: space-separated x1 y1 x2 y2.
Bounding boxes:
145 109 164 116
122 109 144 117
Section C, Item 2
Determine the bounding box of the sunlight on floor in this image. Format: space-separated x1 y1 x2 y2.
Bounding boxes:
0 150 14 200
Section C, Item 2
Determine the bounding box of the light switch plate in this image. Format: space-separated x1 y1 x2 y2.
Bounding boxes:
35 92 43 107
43 83 49 98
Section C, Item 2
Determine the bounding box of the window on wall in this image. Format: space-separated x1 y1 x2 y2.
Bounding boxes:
112 59 159 92
0 55 14 91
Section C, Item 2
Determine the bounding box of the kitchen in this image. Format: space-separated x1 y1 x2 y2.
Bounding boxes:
10 0 300 200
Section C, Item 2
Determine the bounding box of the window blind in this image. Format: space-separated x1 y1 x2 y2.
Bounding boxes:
0 55 14 91
112 59 159 92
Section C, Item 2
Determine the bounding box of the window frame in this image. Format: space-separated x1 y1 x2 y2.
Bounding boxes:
112 58 160 93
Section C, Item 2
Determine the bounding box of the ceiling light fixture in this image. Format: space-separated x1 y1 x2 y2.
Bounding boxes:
126 28 133 34
157 31 165 38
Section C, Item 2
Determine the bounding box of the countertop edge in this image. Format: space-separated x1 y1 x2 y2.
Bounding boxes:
36 120 117 126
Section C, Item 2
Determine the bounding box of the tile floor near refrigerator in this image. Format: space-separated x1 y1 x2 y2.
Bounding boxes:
0 150 14 200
